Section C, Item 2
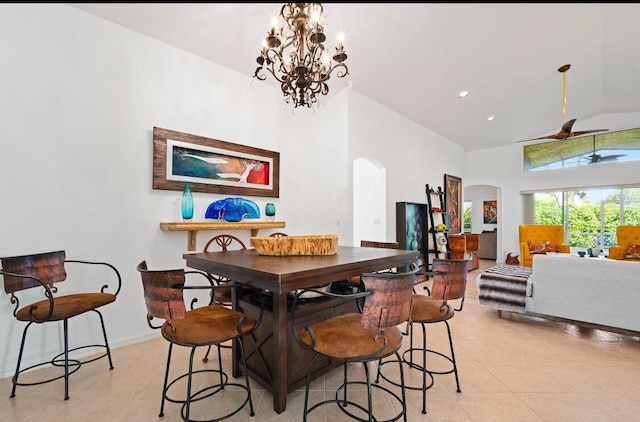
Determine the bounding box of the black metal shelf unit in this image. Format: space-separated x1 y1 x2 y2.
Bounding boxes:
425 184 450 273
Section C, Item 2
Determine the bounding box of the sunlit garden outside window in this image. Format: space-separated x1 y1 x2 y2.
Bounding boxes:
533 187 640 249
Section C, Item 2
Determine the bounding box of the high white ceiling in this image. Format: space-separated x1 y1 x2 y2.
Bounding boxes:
72 3 640 152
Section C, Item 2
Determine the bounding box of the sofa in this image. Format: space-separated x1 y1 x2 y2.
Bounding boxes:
607 225 640 261
518 225 570 267
478 229 497 260
478 254 640 333
524 254 640 332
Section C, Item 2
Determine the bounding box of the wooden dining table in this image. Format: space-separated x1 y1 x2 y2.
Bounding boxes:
183 245 418 414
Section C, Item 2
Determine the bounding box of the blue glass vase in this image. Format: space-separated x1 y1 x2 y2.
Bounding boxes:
265 203 276 222
181 183 194 222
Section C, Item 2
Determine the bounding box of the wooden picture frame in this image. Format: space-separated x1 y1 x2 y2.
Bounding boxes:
153 127 280 197
483 200 498 224
444 174 462 234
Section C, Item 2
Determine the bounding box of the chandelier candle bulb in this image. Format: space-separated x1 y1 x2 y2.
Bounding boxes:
337 32 344 50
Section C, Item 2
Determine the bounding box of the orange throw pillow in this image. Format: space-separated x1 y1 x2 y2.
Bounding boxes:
528 241 543 254
625 244 640 259
528 240 556 254
543 241 557 253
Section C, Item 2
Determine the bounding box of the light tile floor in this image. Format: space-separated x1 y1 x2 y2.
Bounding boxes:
3 259 640 421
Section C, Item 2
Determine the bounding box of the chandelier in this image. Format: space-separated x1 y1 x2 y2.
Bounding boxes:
254 3 349 109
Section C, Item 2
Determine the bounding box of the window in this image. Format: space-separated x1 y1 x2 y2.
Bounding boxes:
523 127 640 171
463 201 472 233
532 186 640 248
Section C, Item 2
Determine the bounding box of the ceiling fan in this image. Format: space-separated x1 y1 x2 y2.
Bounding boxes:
583 136 625 164
518 64 608 143
586 152 625 164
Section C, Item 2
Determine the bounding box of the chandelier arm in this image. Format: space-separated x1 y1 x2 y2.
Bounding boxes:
328 62 349 79
257 61 290 85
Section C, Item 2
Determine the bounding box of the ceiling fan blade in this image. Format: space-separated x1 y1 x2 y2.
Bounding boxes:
571 128 609 137
518 134 564 143
561 118 576 133
518 120 609 143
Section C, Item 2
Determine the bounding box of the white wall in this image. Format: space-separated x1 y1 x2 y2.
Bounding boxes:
0 5 465 378
347 91 465 243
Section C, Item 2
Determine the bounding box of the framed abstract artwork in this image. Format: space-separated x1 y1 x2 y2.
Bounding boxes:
153 127 280 197
483 200 498 224
395 201 429 275
444 174 462 234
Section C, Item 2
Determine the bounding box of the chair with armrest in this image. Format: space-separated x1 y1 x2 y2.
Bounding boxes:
608 225 640 260
291 270 416 421
1 250 121 400
519 225 570 267
137 261 262 421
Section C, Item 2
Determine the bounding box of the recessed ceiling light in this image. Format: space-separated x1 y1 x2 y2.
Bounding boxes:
458 90 469 98
487 116 495 121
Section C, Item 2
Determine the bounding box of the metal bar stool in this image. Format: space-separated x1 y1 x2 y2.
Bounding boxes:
137 261 263 421
291 270 416 422
376 258 469 414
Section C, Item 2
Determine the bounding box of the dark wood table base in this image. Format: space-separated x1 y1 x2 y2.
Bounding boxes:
184 246 418 413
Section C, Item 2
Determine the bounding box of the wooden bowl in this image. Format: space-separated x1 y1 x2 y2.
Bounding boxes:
250 234 338 256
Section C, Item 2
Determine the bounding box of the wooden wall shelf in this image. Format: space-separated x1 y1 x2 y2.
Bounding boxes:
160 221 286 251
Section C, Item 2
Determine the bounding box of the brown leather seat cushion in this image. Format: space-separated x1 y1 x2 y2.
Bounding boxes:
411 294 453 323
297 313 403 360
162 305 257 347
16 293 116 322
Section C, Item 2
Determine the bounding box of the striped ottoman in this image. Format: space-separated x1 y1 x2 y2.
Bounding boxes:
476 264 532 314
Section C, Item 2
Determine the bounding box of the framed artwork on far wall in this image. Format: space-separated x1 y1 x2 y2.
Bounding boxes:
153 127 280 197
483 200 498 224
444 174 462 234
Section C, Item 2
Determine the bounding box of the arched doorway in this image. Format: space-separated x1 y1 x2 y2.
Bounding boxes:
465 184 502 261
353 157 386 245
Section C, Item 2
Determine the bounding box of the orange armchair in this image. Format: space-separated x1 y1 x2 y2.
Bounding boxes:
608 226 640 261
519 225 570 267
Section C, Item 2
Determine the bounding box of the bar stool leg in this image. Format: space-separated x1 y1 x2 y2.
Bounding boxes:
10 322 31 398
159 343 173 417
445 320 461 392
63 318 69 400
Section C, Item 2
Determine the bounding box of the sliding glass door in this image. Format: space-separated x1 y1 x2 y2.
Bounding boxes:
533 186 640 249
